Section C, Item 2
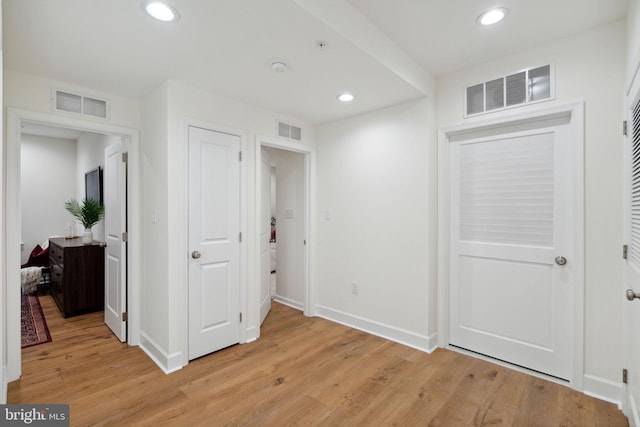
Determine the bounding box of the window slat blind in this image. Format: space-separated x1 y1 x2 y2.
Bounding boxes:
631 99 640 268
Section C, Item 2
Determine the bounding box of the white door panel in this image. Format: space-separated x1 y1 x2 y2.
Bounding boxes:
259 148 272 324
188 126 240 360
104 142 127 342
625 96 640 426
450 126 573 380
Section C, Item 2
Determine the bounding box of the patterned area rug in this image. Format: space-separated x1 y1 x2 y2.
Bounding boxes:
21 293 52 348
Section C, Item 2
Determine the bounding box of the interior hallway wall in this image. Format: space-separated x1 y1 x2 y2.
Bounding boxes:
20 134 77 264
315 97 435 350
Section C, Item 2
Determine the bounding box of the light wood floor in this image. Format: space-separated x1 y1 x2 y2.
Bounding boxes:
9 295 628 426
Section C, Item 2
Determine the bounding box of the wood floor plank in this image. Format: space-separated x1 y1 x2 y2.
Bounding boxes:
8 295 629 426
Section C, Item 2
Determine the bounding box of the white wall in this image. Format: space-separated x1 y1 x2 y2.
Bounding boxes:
266 147 305 307
139 81 171 361
315 97 436 350
629 0 640 86
3 70 140 129
20 134 77 264
138 80 315 370
437 20 626 390
76 132 118 242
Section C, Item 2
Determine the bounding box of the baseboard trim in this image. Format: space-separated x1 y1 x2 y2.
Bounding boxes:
315 305 434 353
583 374 623 408
1 366 7 404
139 332 184 374
273 296 303 311
244 325 258 343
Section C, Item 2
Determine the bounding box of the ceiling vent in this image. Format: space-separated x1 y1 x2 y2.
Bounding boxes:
465 64 553 117
278 121 302 141
52 89 110 120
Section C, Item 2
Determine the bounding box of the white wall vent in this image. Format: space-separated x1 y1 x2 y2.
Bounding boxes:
52 89 110 119
465 64 554 117
277 121 302 141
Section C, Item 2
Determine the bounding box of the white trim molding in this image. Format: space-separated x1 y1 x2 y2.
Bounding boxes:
139 332 183 374
583 374 623 408
316 305 436 353
255 134 316 330
273 296 304 311
438 101 585 390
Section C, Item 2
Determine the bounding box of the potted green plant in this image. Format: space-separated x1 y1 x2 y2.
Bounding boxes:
65 198 104 244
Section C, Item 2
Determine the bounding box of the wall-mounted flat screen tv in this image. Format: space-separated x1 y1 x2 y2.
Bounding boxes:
85 166 103 205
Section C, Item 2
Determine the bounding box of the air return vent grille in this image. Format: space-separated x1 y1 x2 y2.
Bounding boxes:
465 64 553 117
52 89 110 119
277 121 302 141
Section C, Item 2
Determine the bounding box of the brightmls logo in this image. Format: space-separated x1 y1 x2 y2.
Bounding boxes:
1 405 68 426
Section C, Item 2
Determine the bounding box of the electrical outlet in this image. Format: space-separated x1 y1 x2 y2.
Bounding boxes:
351 281 359 296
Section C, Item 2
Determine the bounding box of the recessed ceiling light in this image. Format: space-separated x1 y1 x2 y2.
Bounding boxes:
144 1 180 22
477 8 508 26
338 93 355 102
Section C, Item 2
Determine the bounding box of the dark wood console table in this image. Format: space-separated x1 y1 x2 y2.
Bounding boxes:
49 237 104 317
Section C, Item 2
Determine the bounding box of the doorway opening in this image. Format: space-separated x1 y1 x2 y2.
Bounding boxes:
6 108 140 381
256 136 315 333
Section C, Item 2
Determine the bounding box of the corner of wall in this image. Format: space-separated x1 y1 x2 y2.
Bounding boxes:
583 374 623 409
139 331 184 374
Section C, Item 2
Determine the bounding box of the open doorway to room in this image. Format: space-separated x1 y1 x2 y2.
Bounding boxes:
6 109 140 381
256 136 314 330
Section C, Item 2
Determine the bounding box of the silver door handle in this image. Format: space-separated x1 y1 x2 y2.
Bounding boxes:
555 256 567 266
627 289 640 301
191 251 201 259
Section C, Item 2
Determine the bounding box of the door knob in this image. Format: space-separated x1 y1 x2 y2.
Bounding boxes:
555 256 567 266
627 289 640 301
191 251 201 259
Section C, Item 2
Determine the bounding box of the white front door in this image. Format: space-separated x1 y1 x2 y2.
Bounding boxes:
188 126 241 360
104 142 127 342
624 94 640 427
449 124 574 380
259 147 272 324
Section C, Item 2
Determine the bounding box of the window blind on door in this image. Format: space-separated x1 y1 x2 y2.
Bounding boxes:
631 99 640 268
459 133 555 247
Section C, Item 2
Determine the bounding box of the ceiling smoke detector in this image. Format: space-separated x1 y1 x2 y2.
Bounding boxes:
271 61 288 73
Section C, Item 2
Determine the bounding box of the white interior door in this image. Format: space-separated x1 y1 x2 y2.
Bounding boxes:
624 95 640 427
449 124 574 380
104 142 127 342
259 147 272 324
188 126 241 360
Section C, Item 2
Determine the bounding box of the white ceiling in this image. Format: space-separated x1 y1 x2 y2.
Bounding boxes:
3 0 629 124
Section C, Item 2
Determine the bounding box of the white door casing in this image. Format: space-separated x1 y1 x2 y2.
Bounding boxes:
624 88 640 426
439 103 585 387
5 108 141 382
188 126 241 360
255 135 315 323
104 142 127 341
259 147 272 324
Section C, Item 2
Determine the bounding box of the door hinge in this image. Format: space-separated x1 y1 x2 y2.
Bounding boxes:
240 312 243 323
624 120 629 137
623 368 628 384
122 232 128 242
239 232 242 242
122 312 128 322
122 152 129 163
624 244 629 260
239 151 242 162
